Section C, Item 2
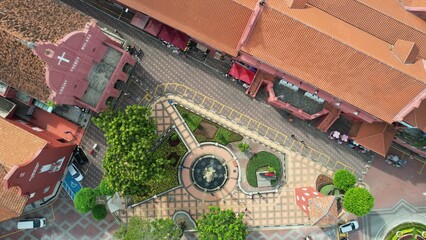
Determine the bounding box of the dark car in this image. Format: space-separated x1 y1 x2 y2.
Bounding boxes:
73 147 89 165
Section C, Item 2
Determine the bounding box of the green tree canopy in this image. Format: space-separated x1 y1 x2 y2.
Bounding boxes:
343 187 374 217
96 178 115 196
196 206 248 240
93 105 173 195
114 217 182 240
92 204 107 221
74 187 96 213
333 169 356 191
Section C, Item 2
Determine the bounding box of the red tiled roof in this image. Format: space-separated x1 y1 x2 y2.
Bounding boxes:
308 196 339 227
117 0 252 55
0 167 28 222
354 122 396 156
392 39 419 64
0 0 92 101
0 118 47 170
242 5 426 123
308 0 426 58
403 100 426 132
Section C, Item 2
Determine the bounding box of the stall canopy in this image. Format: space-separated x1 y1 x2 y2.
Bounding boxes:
130 12 149 30
158 25 177 43
172 31 190 50
354 122 396 156
228 62 256 84
143 18 163 37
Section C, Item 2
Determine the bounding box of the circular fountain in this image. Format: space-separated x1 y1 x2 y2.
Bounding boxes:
191 155 228 192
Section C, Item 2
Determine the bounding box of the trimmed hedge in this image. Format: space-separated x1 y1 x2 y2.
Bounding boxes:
246 151 281 187
333 169 356 191
92 204 107 220
74 187 96 213
343 187 374 216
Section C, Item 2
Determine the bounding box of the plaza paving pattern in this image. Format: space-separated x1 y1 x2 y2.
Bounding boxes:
116 96 336 228
0 191 118 240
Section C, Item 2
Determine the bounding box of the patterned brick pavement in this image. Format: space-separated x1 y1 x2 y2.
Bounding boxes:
0 191 118 240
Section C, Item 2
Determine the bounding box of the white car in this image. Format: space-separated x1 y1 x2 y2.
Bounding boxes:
68 163 84 182
17 217 46 229
339 220 359 233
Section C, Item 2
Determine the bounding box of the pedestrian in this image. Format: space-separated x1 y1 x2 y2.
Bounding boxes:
238 199 242 205
244 208 248 212
210 193 214 196
287 113 294 122
290 134 295 139
301 140 305 145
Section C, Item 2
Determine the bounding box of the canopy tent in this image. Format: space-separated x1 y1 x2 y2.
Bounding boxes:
158 25 177 43
228 62 256 84
353 122 396 156
171 31 190 50
143 18 163 37
130 12 149 30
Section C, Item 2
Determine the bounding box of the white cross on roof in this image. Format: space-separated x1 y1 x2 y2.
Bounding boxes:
57 52 70 66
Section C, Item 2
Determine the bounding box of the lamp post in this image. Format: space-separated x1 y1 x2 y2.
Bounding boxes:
118 7 128 20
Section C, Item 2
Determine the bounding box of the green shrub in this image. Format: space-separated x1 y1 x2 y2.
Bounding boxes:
320 184 334 195
246 151 281 187
214 128 243 145
267 166 275 173
238 143 250 152
343 187 374 216
333 169 356 191
74 187 96 213
97 179 115 196
170 133 179 141
195 134 208 142
92 204 107 220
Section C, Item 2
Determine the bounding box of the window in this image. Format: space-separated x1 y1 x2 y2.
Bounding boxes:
29 192 35 198
19 172 25 178
39 164 52 173
43 186 50 194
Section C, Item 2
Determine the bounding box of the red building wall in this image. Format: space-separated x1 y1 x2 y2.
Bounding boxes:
4 144 75 204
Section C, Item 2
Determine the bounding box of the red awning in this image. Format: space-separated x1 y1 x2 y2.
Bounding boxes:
158 25 177 43
228 63 256 84
130 12 149 30
171 31 190 50
143 18 163 37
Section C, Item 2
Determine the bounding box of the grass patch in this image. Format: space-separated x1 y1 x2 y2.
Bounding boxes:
176 105 202 131
132 134 186 202
213 127 243 145
247 151 281 187
385 222 426 240
320 184 341 196
176 106 242 145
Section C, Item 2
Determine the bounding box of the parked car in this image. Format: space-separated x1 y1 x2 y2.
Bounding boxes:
73 147 89 165
68 163 84 182
17 217 46 229
339 220 359 233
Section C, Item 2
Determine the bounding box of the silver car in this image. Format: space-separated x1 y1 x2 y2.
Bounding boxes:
68 163 84 182
339 220 359 233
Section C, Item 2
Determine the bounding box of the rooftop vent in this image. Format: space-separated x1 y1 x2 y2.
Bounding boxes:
391 39 419 64
286 0 308 8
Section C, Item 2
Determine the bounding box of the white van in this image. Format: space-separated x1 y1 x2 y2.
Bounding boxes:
17 218 46 229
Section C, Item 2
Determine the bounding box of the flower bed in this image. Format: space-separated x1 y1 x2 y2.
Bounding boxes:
385 222 426 240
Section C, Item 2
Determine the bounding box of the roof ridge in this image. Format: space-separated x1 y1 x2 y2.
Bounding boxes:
264 5 426 87
309 196 338 225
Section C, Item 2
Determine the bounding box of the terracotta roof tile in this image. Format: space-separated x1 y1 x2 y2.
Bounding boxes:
0 167 28 222
242 5 426 122
234 0 258 9
0 31 49 102
0 0 92 101
392 39 419 64
0 118 47 170
403 100 426 132
117 0 252 55
402 0 426 7
308 0 426 58
308 196 338 226
354 122 396 156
